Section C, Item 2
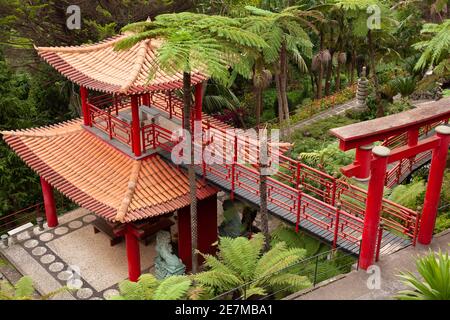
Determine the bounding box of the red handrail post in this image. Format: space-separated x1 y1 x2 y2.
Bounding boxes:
332 203 341 249
412 206 421 246
152 118 156 149
295 185 303 233
80 86 90 126
295 162 301 189
168 91 173 119
107 109 113 140
230 135 238 200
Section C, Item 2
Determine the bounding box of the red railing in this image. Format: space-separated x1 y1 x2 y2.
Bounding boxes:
85 91 423 252
141 122 175 153
89 103 132 147
383 120 447 187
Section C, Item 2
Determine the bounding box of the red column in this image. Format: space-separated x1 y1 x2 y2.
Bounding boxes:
177 205 192 270
195 83 203 123
40 177 58 228
354 144 373 181
177 194 218 271
80 86 90 126
198 194 218 257
418 126 450 245
125 226 141 282
359 146 390 270
142 93 150 106
131 95 141 156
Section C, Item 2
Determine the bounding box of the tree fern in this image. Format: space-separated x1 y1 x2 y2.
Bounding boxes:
113 274 194 300
194 234 311 299
413 19 450 75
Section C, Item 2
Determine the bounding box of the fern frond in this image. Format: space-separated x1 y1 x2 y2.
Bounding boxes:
152 276 191 300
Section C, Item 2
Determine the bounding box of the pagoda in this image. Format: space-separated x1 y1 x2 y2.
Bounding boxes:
1 34 227 281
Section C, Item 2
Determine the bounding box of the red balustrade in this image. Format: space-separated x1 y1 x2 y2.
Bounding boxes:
383 120 447 187
88 104 132 147
85 91 423 253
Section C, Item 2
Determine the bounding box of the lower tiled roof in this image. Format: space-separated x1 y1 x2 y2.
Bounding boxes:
2 120 217 223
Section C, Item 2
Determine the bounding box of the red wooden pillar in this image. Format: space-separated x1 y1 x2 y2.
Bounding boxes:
40 177 58 228
177 194 218 271
131 95 142 157
125 226 141 282
80 86 90 126
354 144 373 181
359 146 390 270
418 126 450 245
177 205 192 270
195 83 203 123
142 93 150 106
198 194 218 257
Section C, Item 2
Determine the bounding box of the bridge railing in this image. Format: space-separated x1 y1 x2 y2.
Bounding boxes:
383 119 447 187
87 92 421 250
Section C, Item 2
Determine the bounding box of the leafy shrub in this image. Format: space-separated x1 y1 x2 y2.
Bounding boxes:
390 76 417 97
396 250 450 300
112 274 203 300
194 233 311 299
388 178 426 210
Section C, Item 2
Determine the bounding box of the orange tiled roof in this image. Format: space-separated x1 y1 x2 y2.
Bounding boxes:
1 120 217 223
35 34 208 95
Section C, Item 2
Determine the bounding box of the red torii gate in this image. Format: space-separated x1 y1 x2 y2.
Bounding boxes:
330 101 450 270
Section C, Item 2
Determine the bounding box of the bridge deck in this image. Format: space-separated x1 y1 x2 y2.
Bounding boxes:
202 165 411 256
160 148 411 257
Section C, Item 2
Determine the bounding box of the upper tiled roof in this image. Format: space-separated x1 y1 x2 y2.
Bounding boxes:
1 120 217 222
35 34 208 95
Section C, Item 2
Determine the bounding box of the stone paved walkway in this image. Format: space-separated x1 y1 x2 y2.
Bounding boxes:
291 99 358 131
287 229 450 300
0 208 157 300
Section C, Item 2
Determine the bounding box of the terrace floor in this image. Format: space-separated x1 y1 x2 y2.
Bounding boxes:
0 209 160 300
287 229 450 300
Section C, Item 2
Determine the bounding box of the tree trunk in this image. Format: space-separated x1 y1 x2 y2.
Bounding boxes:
367 30 383 117
335 59 342 92
324 50 334 96
350 49 356 85
259 132 270 251
183 71 198 274
280 42 290 136
275 74 284 127
254 86 262 127
317 63 324 99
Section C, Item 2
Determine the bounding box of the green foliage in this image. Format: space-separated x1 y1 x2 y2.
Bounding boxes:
396 250 450 300
413 19 450 76
390 76 417 97
117 12 269 83
298 142 355 175
0 276 65 300
289 115 358 156
385 99 414 116
270 225 326 257
112 274 203 300
194 233 311 299
388 178 426 210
